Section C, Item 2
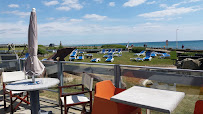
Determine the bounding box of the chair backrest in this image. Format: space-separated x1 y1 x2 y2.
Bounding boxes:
118 49 121 52
82 73 93 91
140 50 145 53
146 51 151 57
194 100 203 114
102 49 105 52
108 49 111 52
108 53 113 55
2 71 26 83
108 56 113 59
25 53 29 58
95 80 116 99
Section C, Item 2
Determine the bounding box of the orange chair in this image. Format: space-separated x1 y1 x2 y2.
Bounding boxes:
92 80 142 114
194 100 203 114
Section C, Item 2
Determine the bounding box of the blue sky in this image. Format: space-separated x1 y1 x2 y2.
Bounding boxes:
0 0 203 45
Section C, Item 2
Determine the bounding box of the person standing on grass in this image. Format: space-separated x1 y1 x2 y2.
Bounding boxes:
182 45 184 49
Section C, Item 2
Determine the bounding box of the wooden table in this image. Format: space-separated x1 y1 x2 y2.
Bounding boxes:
110 86 185 114
6 78 59 114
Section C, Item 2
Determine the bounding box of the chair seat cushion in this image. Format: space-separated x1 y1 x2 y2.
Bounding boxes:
60 94 90 105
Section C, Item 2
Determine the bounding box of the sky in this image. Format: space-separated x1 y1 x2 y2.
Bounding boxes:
0 0 203 45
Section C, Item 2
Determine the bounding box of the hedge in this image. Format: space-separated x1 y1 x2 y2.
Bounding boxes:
131 47 146 53
101 44 126 49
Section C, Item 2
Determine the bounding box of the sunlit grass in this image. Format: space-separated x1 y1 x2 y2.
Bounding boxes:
64 52 174 66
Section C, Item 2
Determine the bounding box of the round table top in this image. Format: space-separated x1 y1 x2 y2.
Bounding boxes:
6 78 59 91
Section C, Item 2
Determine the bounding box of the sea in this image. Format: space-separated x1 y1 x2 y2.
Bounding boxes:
74 40 203 50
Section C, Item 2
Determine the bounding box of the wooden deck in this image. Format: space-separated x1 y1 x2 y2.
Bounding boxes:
0 89 85 114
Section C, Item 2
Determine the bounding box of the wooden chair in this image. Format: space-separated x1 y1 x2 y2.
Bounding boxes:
92 80 142 114
58 73 93 114
2 71 30 113
194 100 203 114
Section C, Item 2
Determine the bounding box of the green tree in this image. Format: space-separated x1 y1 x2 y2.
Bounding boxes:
38 47 48 55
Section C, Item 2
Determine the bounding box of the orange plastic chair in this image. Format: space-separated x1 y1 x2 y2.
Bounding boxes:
194 100 203 114
92 80 142 114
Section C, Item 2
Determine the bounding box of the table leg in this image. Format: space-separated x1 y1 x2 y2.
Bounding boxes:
30 90 40 114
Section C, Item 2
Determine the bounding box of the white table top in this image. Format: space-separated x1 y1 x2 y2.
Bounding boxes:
110 86 185 113
6 78 59 91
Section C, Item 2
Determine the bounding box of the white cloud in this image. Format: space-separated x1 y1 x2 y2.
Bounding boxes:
109 2 115 7
47 17 70 21
123 0 146 7
43 1 59 6
147 1 155 5
159 4 168 8
57 17 69 21
60 0 83 10
1 20 203 45
70 19 83 22
2 10 30 17
8 4 19 8
189 0 201 2
94 0 103 4
138 7 201 18
83 14 107 20
56 6 71 11
147 18 164 21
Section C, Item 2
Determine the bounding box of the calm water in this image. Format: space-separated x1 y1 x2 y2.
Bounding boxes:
76 40 203 50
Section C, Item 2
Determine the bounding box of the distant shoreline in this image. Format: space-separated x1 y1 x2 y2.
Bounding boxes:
66 40 203 50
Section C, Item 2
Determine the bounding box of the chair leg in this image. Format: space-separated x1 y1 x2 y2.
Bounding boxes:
27 92 29 103
10 91 13 114
90 103 92 114
81 104 86 114
3 91 6 110
61 105 63 114
65 106 69 114
64 105 67 114
60 100 63 114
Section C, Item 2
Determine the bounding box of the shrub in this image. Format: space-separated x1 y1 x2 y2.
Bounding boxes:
38 47 48 55
180 52 200 56
131 47 146 53
101 44 126 49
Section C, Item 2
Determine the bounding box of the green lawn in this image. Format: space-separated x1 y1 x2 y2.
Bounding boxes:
0 47 24 50
65 52 174 67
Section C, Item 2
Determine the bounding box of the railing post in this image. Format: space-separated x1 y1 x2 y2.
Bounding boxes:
57 61 63 87
18 59 21 71
114 64 121 88
57 61 63 105
18 59 24 71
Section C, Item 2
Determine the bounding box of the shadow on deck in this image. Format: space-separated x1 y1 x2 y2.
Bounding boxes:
0 89 85 114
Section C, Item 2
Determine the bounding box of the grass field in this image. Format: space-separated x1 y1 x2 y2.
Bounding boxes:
0 47 24 50
64 52 174 67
